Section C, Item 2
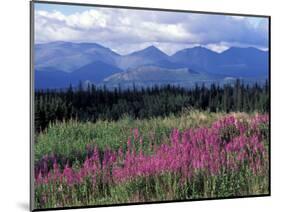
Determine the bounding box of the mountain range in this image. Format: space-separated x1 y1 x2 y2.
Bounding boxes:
34 41 269 89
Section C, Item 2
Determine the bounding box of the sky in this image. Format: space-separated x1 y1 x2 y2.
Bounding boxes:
34 2 269 55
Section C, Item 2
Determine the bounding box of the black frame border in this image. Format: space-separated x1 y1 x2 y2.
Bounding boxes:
30 0 271 211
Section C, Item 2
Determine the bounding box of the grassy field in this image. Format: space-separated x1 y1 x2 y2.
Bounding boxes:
35 110 223 164
34 111 269 209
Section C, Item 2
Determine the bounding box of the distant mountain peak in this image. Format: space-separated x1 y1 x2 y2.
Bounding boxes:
130 45 168 57
35 41 69 47
172 46 218 58
222 46 264 53
45 41 79 47
192 45 205 49
145 45 159 50
187 46 215 52
36 41 108 50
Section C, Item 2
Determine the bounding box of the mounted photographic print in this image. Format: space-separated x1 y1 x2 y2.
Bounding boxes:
30 1 270 211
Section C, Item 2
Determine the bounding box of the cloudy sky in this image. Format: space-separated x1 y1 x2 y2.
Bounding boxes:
34 2 269 55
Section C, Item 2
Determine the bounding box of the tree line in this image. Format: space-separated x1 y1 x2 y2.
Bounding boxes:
35 80 269 132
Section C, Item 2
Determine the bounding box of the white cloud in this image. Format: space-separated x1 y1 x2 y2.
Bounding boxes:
34 7 269 55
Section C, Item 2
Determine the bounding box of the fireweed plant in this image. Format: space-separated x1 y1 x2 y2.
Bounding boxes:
34 113 269 208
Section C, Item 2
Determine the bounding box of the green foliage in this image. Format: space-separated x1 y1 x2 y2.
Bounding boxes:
35 80 269 132
35 110 223 164
219 125 241 144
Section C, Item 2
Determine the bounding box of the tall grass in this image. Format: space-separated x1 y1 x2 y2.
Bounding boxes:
35 110 224 165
